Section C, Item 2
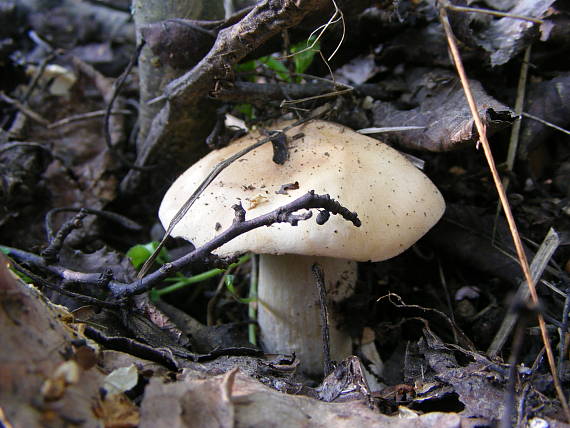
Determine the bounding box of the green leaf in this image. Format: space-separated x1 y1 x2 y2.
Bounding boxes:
126 241 169 269
235 59 257 73
225 274 256 304
292 37 320 80
153 254 253 299
0 247 34 283
260 56 292 82
235 103 254 120
126 245 151 269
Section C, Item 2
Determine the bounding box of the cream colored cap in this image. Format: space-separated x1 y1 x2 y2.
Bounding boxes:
159 120 445 262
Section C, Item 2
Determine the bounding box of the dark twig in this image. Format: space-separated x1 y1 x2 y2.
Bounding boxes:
41 210 88 263
559 285 570 375
154 0 330 107
104 41 151 171
121 0 330 191
3 192 359 302
312 263 333 377
9 258 122 309
0 141 51 156
48 109 131 129
137 110 328 278
4 246 123 288
85 0 131 13
214 81 352 104
118 191 360 297
501 302 534 428
45 207 142 242
0 92 49 126
22 52 57 103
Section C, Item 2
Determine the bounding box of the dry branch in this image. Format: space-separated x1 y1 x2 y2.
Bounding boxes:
121 0 331 193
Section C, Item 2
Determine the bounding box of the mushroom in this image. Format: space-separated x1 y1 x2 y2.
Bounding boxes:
159 120 445 375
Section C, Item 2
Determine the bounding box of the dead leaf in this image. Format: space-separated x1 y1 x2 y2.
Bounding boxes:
371 68 514 151
0 255 105 427
140 367 464 428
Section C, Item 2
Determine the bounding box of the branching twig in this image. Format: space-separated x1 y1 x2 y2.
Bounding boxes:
45 207 142 242
41 209 87 263
151 0 330 107
124 191 360 297
3 191 360 304
9 258 122 309
438 3 570 420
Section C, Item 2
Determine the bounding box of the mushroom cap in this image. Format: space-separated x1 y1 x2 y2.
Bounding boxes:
159 120 445 262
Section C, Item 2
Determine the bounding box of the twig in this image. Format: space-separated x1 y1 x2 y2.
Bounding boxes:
117 191 360 297
445 3 544 25
559 284 570 375
500 302 534 428
378 292 475 350
138 110 328 278
492 45 531 242
157 0 330 106
2 191 360 305
0 141 51 156
45 207 142 242
505 46 532 180
41 210 88 263
521 112 570 136
103 41 152 171
312 263 333 376
3 246 120 290
48 109 131 129
0 92 49 126
280 87 352 107
207 265 237 326
214 81 351 103
279 0 345 62
8 258 122 309
488 228 560 357
22 52 57 103
357 126 426 134
438 4 570 420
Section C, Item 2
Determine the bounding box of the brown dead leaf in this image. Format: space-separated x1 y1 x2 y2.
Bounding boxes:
140 366 463 428
0 255 105 427
371 68 513 151
93 394 140 428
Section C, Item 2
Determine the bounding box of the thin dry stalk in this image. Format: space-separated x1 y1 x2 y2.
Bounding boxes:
445 3 544 24
522 112 570 136
492 45 530 242
438 4 570 421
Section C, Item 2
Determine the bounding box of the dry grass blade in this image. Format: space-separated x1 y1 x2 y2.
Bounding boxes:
438 3 570 421
445 3 544 24
487 228 560 358
522 111 570 136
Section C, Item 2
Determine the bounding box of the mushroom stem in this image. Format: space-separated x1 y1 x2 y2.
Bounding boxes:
257 254 356 376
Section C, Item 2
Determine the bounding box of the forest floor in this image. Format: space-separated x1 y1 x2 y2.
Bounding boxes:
1 1 570 427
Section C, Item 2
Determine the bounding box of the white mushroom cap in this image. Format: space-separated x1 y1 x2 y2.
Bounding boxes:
159 120 445 261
